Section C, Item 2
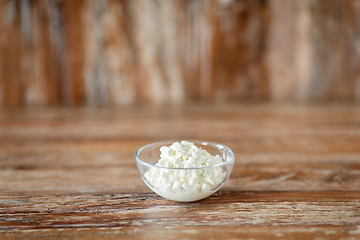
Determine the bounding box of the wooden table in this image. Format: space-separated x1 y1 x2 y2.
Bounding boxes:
1 104 360 239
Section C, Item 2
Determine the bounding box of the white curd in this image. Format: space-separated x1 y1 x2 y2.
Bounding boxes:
143 141 226 201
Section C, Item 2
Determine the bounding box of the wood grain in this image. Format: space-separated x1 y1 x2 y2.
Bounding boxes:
0 103 360 239
1 0 360 106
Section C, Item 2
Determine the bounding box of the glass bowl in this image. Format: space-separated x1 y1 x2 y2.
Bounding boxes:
136 140 235 202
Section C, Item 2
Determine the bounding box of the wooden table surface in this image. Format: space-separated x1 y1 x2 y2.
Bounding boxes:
1 103 360 240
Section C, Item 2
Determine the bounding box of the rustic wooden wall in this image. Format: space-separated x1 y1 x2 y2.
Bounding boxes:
1 0 360 106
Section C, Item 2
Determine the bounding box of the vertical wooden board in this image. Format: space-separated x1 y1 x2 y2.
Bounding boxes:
19 0 64 105
212 0 270 101
196 0 214 100
268 0 360 102
354 0 360 102
82 0 138 106
212 0 245 101
81 0 142 106
182 0 270 102
157 0 185 103
181 0 218 101
267 0 296 101
82 0 108 106
181 0 202 100
267 0 313 102
292 0 313 101
127 0 188 104
103 0 137 105
0 0 23 105
129 0 167 104
309 0 360 101
39 0 65 105
63 0 85 105
20 0 47 105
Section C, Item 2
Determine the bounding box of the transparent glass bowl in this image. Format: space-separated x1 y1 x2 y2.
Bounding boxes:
136 140 235 202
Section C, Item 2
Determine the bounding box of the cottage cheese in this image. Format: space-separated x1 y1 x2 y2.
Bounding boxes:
144 141 226 201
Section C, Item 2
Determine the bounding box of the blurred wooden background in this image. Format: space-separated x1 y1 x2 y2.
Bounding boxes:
1 0 360 106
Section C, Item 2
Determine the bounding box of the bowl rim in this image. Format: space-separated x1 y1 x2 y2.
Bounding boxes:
135 140 235 170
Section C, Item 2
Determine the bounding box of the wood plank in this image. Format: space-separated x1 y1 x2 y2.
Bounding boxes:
0 104 360 239
2 0 360 105
0 137 360 193
1 191 360 239
2 226 360 240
